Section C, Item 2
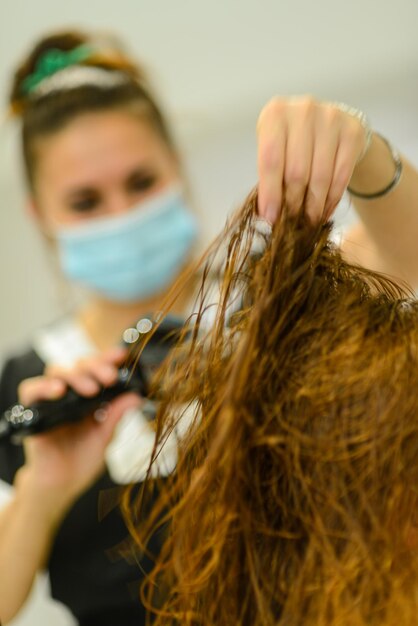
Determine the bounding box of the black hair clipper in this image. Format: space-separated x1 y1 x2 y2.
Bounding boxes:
0 315 184 444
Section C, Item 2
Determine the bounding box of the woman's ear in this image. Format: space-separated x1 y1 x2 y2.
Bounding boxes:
25 197 40 222
25 197 55 240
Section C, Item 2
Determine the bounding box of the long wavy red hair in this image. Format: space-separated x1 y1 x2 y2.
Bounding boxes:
124 190 418 625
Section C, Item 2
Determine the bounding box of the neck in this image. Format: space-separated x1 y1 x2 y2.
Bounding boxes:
77 270 196 351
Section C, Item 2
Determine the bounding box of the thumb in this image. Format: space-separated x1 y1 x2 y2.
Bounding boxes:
95 392 143 446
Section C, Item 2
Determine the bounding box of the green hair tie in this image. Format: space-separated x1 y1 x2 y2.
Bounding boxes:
21 44 94 95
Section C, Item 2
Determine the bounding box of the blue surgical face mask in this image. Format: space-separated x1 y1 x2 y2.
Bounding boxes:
56 185 198 302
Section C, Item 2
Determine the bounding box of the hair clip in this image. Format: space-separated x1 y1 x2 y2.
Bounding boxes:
21 44 94 95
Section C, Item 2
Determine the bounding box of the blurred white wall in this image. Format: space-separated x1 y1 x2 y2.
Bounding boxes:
0 1 417 625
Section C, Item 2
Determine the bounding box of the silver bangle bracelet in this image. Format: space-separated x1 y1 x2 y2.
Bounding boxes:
347 133 403 200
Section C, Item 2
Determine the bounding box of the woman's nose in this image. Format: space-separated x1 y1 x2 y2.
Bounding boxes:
106 193 135 215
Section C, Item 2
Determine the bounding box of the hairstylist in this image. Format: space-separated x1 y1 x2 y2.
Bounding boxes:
0 29 199 626
1 31 418 626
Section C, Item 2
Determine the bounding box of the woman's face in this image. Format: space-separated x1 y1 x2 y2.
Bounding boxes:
31 110 180 231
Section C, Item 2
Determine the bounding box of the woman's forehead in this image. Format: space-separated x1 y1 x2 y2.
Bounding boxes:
35 111 172 190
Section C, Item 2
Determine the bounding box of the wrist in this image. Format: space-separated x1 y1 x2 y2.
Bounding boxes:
349 133 402 199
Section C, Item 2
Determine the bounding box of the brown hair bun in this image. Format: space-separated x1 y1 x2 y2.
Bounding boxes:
9 29 146 116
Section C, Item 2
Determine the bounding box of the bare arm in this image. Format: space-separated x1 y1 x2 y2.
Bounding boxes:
342 133 418 288
0 348 140 623
0 471 70 623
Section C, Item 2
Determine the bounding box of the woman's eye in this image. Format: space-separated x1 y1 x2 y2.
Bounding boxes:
69 196 100 213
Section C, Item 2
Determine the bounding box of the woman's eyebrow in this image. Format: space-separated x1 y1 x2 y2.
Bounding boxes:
125 166 156 184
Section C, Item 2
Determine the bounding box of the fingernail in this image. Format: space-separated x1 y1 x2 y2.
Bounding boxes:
265 203 278 224
81 379 100 395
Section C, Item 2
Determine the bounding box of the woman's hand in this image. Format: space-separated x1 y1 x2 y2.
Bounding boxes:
0 348 142 622
17 346 142 512
256 96 369 224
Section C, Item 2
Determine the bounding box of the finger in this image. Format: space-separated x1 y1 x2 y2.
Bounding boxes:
18 377 67 405
76 358 120 388
44 365 101 397
304 130 340 223
98 346 128 365
324 125 363 217
257 100 287 222
283 121 313 217
95 392 143 447
76 347 128 387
